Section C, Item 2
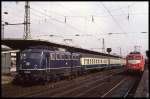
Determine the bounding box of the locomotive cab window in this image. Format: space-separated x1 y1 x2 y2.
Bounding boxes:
135 56 141 60
21 52 41 60
127 56 134 60
72 55 75 59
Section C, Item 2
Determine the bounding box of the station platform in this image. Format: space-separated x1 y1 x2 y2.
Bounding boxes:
1 72 16 85
134 67 149 97
1 75 13 85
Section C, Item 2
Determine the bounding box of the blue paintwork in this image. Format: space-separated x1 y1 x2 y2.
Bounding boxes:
49 59 80 68
20 49 81 70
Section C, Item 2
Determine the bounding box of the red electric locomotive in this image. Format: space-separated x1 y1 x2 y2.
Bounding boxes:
126 52 145 72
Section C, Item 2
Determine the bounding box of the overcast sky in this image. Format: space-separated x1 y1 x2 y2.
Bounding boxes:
2 1 148 57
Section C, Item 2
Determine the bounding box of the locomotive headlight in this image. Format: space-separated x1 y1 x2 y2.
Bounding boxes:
26 62 30 66
65 62 68 65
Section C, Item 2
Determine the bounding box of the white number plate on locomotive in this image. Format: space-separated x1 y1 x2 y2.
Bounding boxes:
24 71 31 73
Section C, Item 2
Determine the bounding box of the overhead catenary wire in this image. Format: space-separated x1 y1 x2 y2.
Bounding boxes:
107 2 136 12
31 3 147 18
30 5 113 36
100 2 126 34
30 7 85 34
4 2 147 37
31 3 66 17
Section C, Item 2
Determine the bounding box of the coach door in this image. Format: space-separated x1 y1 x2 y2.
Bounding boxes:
45 53 50 71
42 53 49 71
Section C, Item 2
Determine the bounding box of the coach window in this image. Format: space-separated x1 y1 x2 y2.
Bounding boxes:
77 56 79 59
87 59 89 64
74 56 76 59
62 55 65 59
84 59 86 64
67 55 70 60
51 54 55 60
76 56 78 59
104 60 106 63
56 54 59 59
67 55 69 60
72 55 74 59
85 59 87 64
65 55 67 60
59 54 62 59
76 56 79 59
69 55 71 59
73 56 75 59
74 56 77 60
75 56 77 59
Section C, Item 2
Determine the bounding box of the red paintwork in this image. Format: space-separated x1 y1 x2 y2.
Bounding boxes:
126 54 145 72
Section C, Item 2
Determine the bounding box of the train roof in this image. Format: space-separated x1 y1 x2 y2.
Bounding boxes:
21 48 80 56
129 51 141 54
127 54 143 56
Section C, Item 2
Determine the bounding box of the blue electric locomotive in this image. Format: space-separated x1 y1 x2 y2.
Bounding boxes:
16 48 81 82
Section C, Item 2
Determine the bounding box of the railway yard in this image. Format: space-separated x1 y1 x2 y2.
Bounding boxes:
2 1 148 98
2 67 148 98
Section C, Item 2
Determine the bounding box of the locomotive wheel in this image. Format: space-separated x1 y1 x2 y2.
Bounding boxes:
54 76 60 82
45 75 50 82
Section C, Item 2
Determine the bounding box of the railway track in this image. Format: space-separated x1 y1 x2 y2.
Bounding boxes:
26 68 125 97
101 73 142 98
2 68 124 97
3 67 141 98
